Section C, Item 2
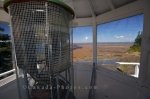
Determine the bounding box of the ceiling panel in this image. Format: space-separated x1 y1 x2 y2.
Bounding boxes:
0 9 10 23
92 0 111 15
0 0 139 21
0 0 4 8
73 0 92 18
112 0 137 8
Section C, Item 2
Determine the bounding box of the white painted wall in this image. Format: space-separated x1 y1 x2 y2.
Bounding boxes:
0 9 10 23
139 0 150 85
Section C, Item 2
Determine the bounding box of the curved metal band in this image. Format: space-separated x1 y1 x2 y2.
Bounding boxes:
4 0 74 18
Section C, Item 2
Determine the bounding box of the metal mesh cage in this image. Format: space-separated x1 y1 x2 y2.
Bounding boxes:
7 1 74 99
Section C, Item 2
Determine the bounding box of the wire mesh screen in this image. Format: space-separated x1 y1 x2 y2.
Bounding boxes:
9 1 74 99
10 1 72 76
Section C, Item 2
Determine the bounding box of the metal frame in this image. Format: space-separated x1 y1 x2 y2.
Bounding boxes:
6 1 75 99
4 0 74 16
87 0 97 98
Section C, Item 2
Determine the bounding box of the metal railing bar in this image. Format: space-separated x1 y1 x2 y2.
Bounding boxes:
116 62 140 65
0 69 15 78
88 62 96 99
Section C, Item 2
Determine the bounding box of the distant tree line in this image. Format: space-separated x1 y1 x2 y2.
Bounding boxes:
0 27 12 73
129 31 142 52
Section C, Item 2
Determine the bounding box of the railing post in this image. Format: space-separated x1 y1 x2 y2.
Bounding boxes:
88 16 97 99
135 64 139 78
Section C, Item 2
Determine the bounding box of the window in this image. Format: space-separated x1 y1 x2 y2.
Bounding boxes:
73 26 92 62
0 22 12 74
97 14 144 78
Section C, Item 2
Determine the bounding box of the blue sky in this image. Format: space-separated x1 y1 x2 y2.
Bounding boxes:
73 14 144 43
0 14 143 43
73 26 93 43
0 22 10 34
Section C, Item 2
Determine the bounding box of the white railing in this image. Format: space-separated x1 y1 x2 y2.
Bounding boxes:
0 69 15 78
116 62 140 78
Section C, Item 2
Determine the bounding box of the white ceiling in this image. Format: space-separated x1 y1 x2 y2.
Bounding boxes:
0 0 138 23
64 0 137 18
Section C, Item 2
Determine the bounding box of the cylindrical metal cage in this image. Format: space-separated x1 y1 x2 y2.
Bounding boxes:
4 0 74 99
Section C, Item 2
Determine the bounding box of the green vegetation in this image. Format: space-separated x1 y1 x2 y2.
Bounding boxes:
118 64 135 75
128 31 142 52
0 27 12 73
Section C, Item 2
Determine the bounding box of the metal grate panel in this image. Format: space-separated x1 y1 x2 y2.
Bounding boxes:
9 1 74 99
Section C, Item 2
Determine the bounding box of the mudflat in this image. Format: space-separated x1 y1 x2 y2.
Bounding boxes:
73 43 140 62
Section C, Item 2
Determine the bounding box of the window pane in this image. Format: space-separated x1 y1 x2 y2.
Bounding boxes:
73 26 92 62
0 22 12 75
97 14 144 78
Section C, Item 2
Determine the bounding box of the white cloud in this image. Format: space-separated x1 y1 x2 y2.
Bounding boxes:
85 36 89 40
114 35 125 39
